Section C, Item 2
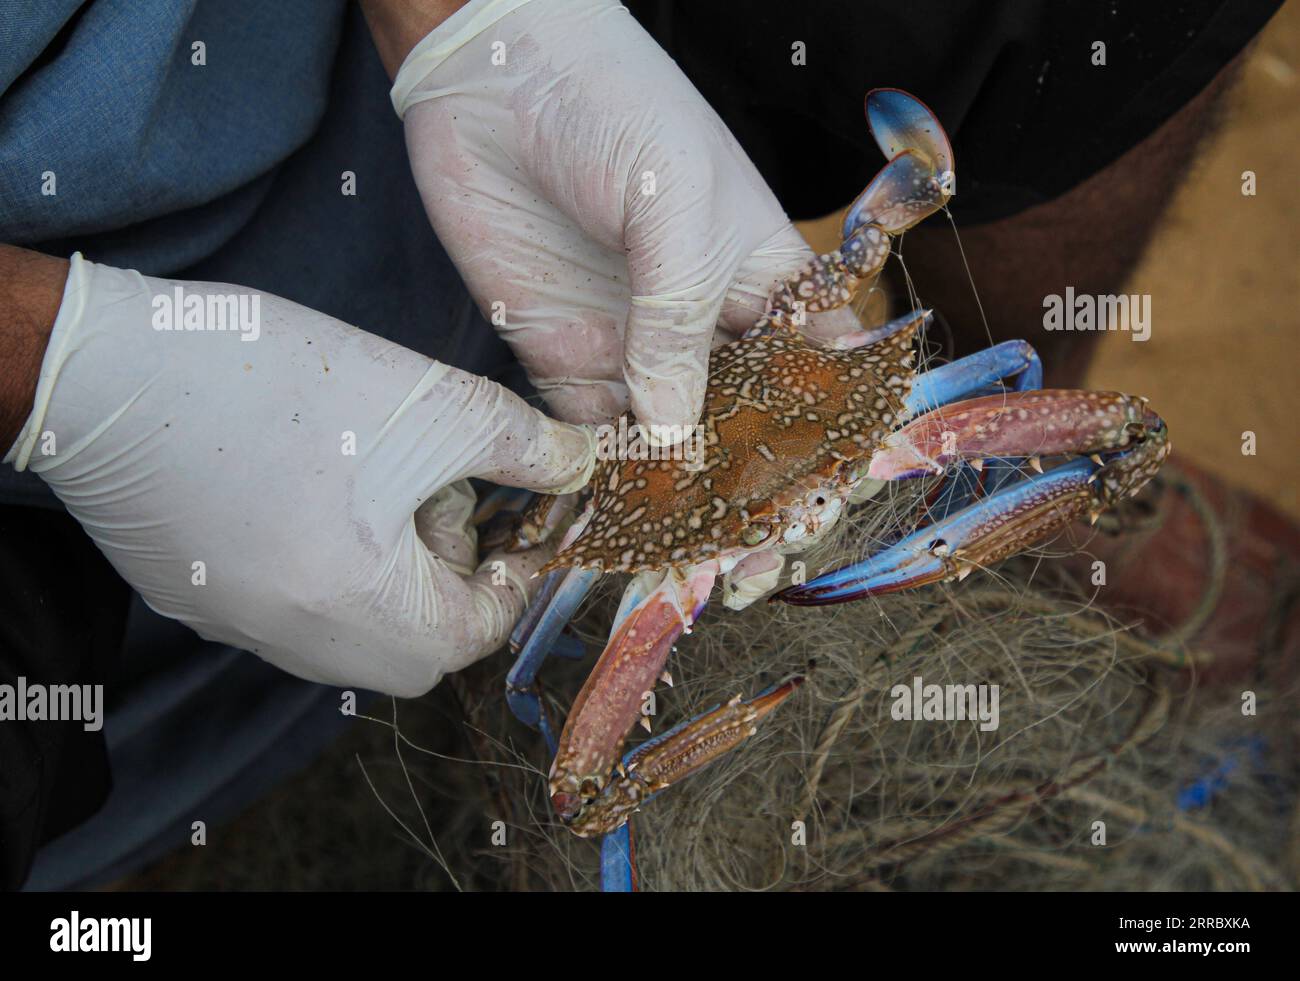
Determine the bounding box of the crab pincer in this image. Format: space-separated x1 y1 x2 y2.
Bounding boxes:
845 88 955 236
778 391 1170 605
547 566 714 827
559 672 803 838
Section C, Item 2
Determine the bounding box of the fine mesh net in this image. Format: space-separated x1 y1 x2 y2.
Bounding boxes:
370 468 1295 892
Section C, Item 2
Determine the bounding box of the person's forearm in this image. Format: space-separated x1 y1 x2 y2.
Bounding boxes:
360 0 470 79
0 244 67 451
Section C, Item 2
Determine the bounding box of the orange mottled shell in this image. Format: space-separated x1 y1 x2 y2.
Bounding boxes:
542 322 918 575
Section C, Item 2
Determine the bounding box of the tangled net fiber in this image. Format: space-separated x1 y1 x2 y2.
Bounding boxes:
414 467 1297 892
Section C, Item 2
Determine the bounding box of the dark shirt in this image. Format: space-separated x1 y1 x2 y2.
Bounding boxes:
628 0 1282 223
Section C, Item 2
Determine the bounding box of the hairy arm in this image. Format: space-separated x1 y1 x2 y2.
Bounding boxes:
0 244 68 451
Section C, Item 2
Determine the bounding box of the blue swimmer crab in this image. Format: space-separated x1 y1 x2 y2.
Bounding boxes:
501 90 1170 889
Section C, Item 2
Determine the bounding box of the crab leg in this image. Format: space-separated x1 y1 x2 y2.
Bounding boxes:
600 822 637 893
855 340 1045 531
595 674 802 891
470 483 535 528
779 460 1098 602
548 565 714 828
899 340 1048 517
750 90 952 338
580 676 803 863
903 340 1043 415
870 390 1165 481
505 494 601 748
547 561 801 840
779 391 1169 604
506 565 599 751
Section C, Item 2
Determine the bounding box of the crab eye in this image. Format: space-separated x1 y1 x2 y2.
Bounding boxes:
742 525 770 546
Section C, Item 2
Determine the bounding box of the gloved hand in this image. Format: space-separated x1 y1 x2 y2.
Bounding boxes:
393 0 859 435
5 253 595 696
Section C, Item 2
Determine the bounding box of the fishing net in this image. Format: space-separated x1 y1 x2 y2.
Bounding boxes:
126 463 1294 892
394 465 1297 892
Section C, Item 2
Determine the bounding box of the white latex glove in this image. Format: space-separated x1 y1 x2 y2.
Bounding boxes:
5 253 595 696
392 0 859 434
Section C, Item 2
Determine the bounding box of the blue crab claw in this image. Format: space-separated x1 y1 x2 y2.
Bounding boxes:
843 150 951 237
777 460 1101 604
844 90 955 238
777 403 1169 607
868 390 1164 482
548 567 717 830
866 88 954 183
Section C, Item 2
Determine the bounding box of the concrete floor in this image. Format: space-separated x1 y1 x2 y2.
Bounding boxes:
798 1 1299 518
